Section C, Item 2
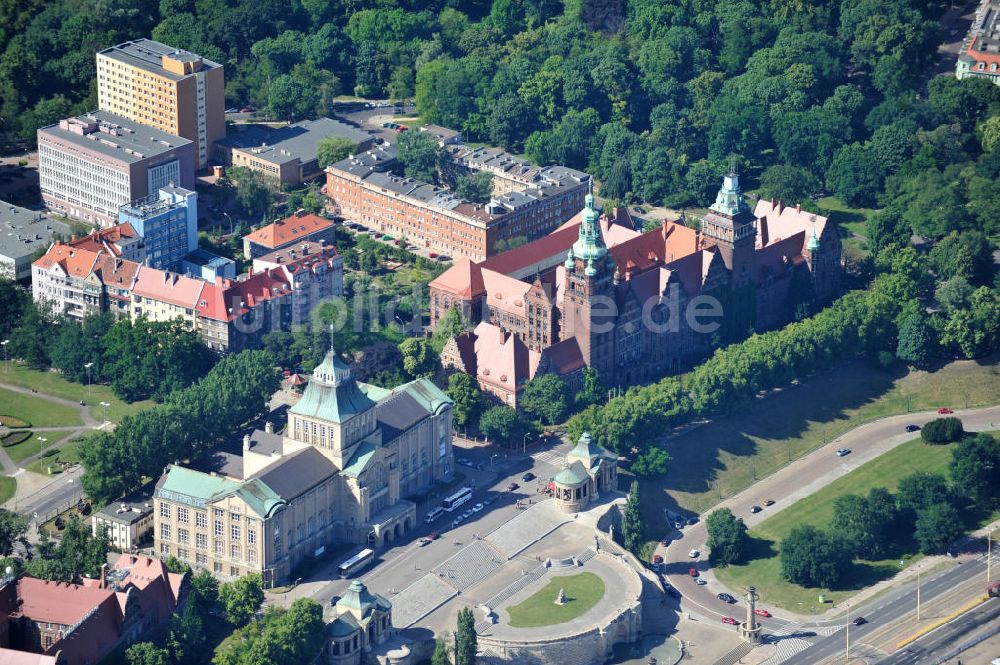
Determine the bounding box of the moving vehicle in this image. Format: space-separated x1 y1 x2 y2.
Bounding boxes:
338 549 375 578
688 568 698 577
695 579 707 586
836 448 851 457
443 487 474 512
688 549 700 558
428 531 440 540
852 617 867 626
522 472 536 482
905 424 920 432
418 537 432 547
762 499 775 506
424 507 444 524
754 608 771 617
721 617 739 625
717 593 736 603
937 407 954 414
507 482 519 491
750 505 762 514
987 581 1000 597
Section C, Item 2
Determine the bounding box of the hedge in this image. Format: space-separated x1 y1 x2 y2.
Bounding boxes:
921 417 965 444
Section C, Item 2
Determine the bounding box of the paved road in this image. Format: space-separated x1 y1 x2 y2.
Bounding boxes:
659 405 1000 626
876 597 999 665
794 553 998 664
270 436 572 613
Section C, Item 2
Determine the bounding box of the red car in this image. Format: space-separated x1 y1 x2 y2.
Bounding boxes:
688 568 698 577
428 531 440 540
938 407 954 414
754 608 771 617
721 617 739 625
652 554 663 565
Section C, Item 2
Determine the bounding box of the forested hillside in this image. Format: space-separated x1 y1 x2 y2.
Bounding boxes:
4 0 993 215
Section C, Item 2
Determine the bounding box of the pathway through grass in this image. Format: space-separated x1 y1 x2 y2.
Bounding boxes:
0 362 153 422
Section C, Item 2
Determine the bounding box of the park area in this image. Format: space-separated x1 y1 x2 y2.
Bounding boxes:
713 434 998 611
506 573 606 628
640 356 1000 523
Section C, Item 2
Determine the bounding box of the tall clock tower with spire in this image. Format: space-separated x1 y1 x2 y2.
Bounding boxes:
562 189 616 378
700 164 756 288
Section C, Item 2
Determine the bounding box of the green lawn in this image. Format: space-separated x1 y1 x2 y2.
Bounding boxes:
714 435 996 612
818 196 879 239
6 431 74 464
0 387 82 428
506 573 606 627
643 357 1000 520
0 362 154 422
0 477 15 505
25 439 83 474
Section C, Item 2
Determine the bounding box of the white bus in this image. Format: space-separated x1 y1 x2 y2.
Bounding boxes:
338 548 375 578
442 487 473 512
424 507 445 524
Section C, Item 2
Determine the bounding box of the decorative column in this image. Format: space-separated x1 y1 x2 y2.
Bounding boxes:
738 585 762 644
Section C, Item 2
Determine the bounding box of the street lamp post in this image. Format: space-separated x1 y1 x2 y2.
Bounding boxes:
99 401 110 427
37 436 47 459
917 565 922 621
522 433 529 456
1 339 8 372
988 529 994 584
84 362 93 394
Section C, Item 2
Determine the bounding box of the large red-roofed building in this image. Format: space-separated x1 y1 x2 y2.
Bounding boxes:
432 173 841 403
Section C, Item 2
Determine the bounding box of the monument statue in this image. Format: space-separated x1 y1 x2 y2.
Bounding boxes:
555 587 567 605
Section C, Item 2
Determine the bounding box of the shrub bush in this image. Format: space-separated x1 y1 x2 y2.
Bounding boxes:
0 416 30 428
1 431 31 447
921 417 964 444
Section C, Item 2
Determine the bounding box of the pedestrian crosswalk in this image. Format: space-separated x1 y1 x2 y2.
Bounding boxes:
761 622 815 664
530 449 566 467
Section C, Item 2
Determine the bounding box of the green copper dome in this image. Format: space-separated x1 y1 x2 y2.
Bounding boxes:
807 228 821 251
572 192 608 262
709 172 750 218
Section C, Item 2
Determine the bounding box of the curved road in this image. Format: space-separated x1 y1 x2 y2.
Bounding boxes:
659 405 1000 627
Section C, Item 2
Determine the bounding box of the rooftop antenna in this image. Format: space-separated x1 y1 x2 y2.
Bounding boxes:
329 322 335 355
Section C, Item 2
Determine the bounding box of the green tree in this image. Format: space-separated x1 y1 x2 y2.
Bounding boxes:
396 129 442 183
190 568 220 613
920 417 964 444
9 303 53 369
575 368 604 408
830 490 896 559
705 508 749 565
631 447 671 478
219 573 264 627
519 374 570 425
431 308 468 353
167 601 206 665
939 287 1000 359
865 207 909 255
479 406 523 445
431 635 451 665
949 433 1000 505
455 607 477 665
935 276 973 311
896 472 951 517
758 164 820 204
914 502 964 554
317 136 357 169
447 372 488 431
928 231 994 286
895 313 934 368
826 143 882 207
455 171 494 204
0 510 28 556
126 642 171 665
621 481 645 554
780 525 851 588
0 278 29 340
399 337 437 378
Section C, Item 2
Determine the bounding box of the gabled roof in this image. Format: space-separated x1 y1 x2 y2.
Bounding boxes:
195 269 291 322
290 351 376 424
542 337 585 375
428 257 485 299
15 577 115 626
243 214 333 250
255 447 337 501
342 440 377 478
32 243 102 279
68 223 139 256
753 199 828 252
470 322 541 391
481 268 532 316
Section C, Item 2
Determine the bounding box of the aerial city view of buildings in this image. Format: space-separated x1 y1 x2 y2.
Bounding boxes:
1 1 999 663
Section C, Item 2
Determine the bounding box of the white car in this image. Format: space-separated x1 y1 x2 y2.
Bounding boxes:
674 521 684 530
688 549 700 558
836 448 851 457
472 503 484 513
462 509 474 519
695 579 707 586
452 516 463 527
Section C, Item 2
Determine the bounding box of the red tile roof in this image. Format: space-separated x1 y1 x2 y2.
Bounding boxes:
243 213 333 250
67 223 139 257
428 257 485 299
14 578 115 626
32 243 102 279
253 243 340 276
196 268 291 322
131 267 206 308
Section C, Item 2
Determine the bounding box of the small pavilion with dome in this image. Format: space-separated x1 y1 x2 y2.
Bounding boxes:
551 432 618 513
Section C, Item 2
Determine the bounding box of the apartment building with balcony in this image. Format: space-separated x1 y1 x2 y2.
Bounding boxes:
97 39 225 168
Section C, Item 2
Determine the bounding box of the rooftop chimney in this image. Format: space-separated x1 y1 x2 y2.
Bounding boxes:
264 422 273 434
243 434 251 450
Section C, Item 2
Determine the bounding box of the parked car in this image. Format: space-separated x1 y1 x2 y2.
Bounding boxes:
483 496 496 506
688 549 700 558
937 407 954 414
717 593 736 603
428 531 439 540
462 509 474 519
418 537 432 547
225 107 239 114
905 424 921 432
852 616 867 626
762 499 775 506
721 617 739 625
688 568 699 577
754 608 771 617
458 458 473 467
750 505 762 514
452 516 463 527
686 516 699 525
695 579 707 586
674 521 684 530
472 503 484 513
836 448 851 457
522 472 535 482
652 554 663 565
507 482 519 491
239 106 254 113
